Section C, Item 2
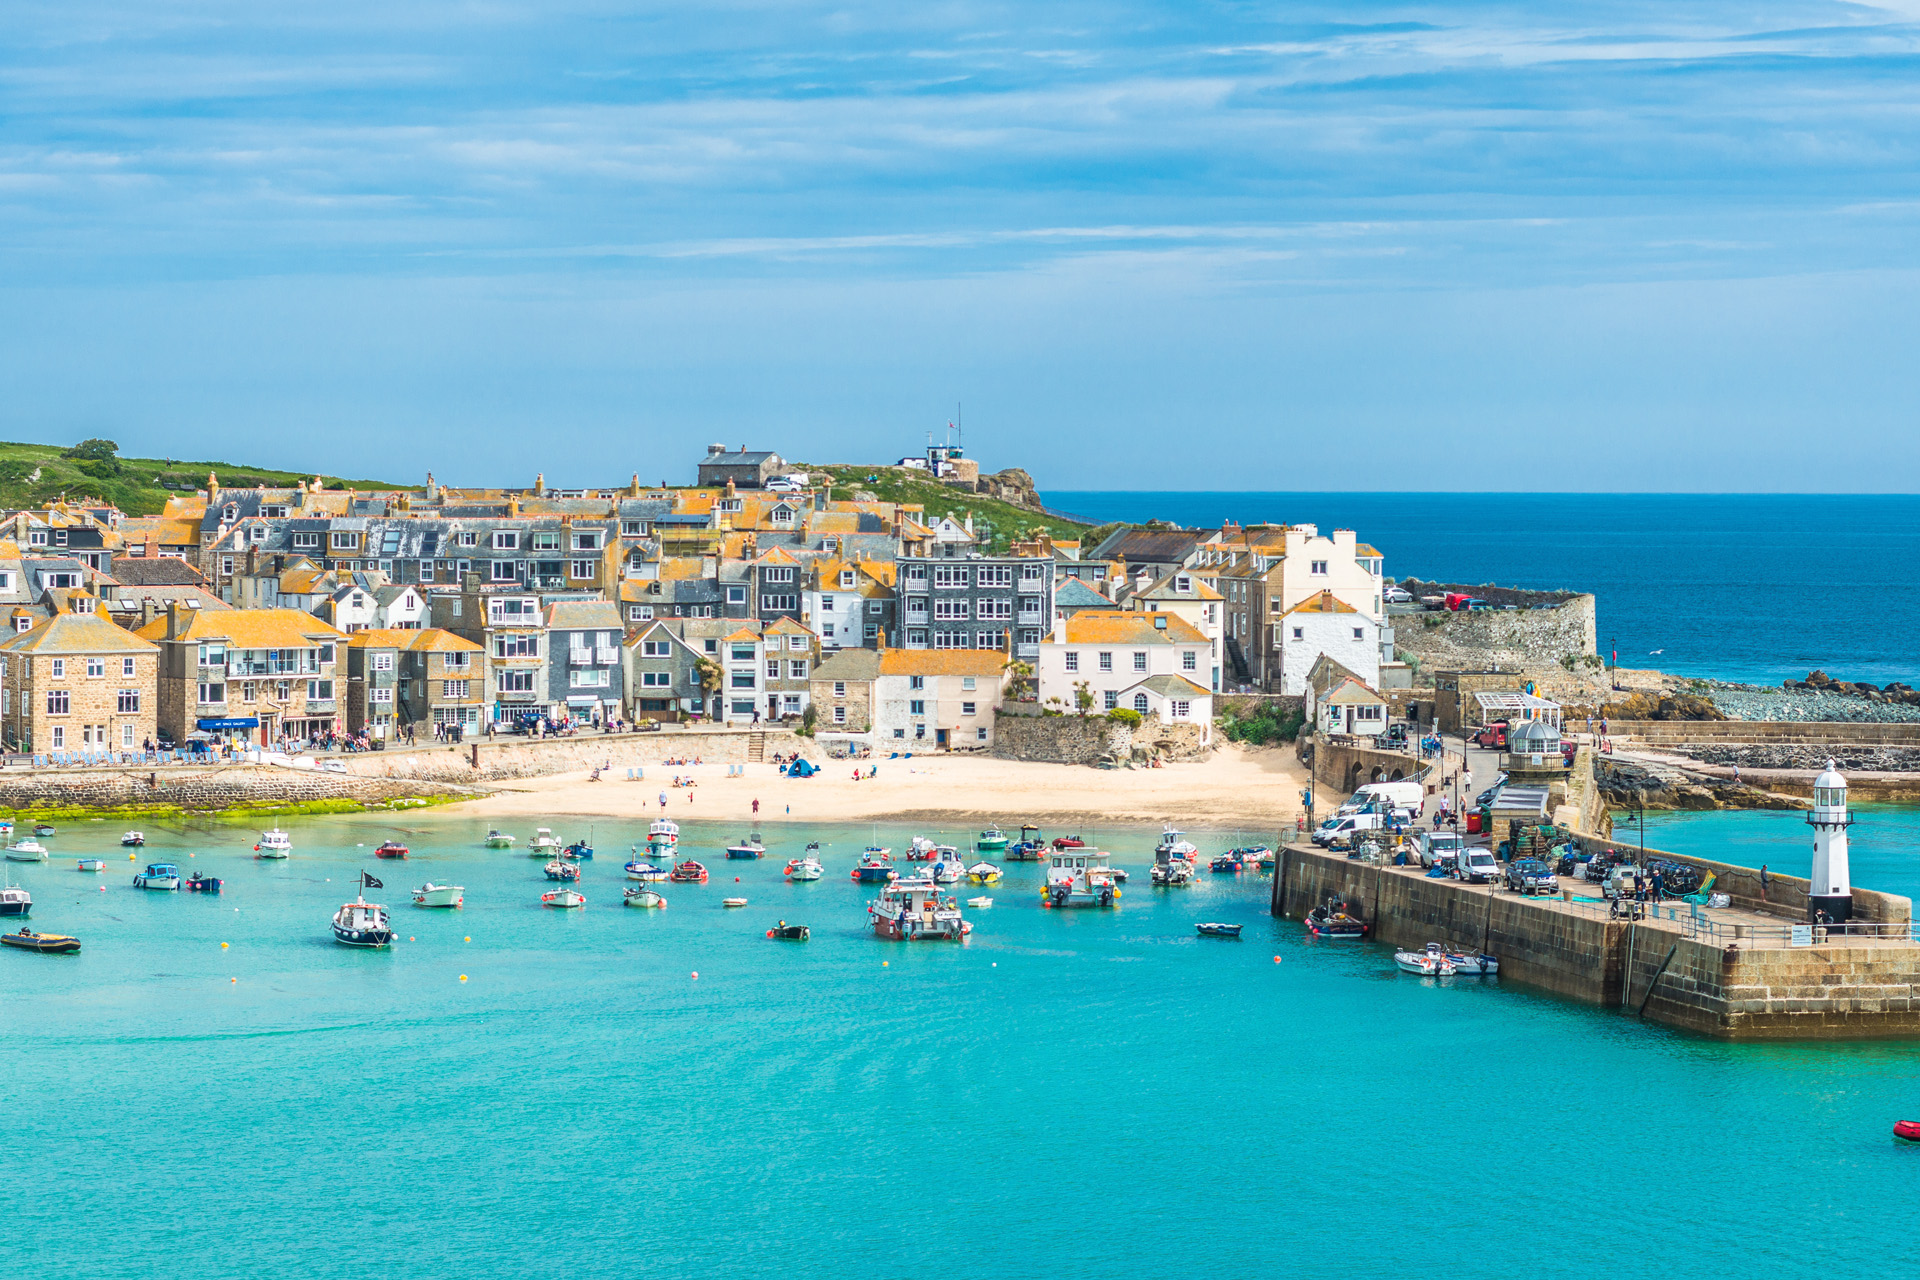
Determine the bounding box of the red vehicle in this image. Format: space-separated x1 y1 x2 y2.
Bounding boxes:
1471 721 1510 749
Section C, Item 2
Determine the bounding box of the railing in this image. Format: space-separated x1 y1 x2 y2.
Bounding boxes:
568 648 595 666
596 648 620 666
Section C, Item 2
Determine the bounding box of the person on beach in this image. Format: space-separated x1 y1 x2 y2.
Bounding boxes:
659 792 667 810
1733 764 1740 784
752 798 760 815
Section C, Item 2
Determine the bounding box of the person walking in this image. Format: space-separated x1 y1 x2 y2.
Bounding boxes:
1759 863 1770 904
752 797 760 816
1651 868 1664 904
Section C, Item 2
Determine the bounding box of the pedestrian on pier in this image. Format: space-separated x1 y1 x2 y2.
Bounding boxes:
1651 869 1664 903
1759 864 1770 903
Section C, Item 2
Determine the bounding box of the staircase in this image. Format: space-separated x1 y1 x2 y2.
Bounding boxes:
747 732 766 763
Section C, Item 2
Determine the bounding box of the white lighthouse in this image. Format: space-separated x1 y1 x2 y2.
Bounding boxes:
1806 759 1854 923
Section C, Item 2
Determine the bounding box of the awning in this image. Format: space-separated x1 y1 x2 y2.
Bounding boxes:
566 695 600 706
197 717 260 730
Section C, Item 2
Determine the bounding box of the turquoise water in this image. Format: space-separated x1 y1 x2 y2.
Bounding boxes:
7 813 1920 1278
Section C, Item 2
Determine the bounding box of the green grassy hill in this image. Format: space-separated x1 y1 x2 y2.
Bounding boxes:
807 463 1092 553
0 439 402 516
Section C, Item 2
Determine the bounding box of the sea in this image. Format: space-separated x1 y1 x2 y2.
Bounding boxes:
8 811 1920 1279
1047 492 1920 688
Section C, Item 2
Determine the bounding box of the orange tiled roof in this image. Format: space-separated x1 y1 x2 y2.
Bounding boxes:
1055 611 1207 645
876 649 1006 677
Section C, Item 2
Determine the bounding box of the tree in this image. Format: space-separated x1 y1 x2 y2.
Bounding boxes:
800 703 818 737
1072 680 1094 717
62 438 119 462
1107 707 1143 727
694 657 723 694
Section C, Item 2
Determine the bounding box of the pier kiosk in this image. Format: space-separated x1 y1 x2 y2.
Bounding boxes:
1807 760 1854 924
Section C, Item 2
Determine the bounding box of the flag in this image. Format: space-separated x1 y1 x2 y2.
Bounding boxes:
362 871 383 890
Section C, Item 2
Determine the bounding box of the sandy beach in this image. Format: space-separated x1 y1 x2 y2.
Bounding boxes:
447 743 1311 833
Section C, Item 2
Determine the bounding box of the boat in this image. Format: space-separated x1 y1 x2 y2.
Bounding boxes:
186 873 223 894
2 927 79 954
863 842 893 862
541 887 585 909
255 828 292 858
625 857 670 881
1896 1121 1920 1144
484 829 516 848
1231 844 1275 870
785 844 824 880
767 921 808 939
133 862 181 891
413 882 464 908
375 841 409 859
1151 826 1197 886
975 825 1009 853
1443 948 1499 976
868 876 971 941
646 817 679 854
0 872 29 918
851 851 897 883
543 860 581 882
965 861 1002 884
1209 852 1244 873
332 874 394 946
725 832 766 859
905 835 939 862
1150 858 1195 886
723 897 748 908
623 886 666 908
4 840 49 862
32 823 55 838
1050 835 1086 850
670 859 709 884
1006 824 1046 860
1196 922 1243 938
77 857 106 872
1305 897 1369 940
928 850 965 884
564 839 594 860
529 827 562 856
967 896 992 909
120 831 145 848
1044 846 1120 908
1154 826 1200 863
1396 942 1457 976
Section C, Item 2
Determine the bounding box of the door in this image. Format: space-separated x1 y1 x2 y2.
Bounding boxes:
936 729 949 748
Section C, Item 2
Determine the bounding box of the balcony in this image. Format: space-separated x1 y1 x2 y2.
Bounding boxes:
1016 643 1039 658
568 648 595 667
1018 612 1044 624
595 648 620 666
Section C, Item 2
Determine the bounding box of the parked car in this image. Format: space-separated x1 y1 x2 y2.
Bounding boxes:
1475 775 1508 807
1417 830 1466 868
1506 858 1558 895
1383 585 1413 604
1471 721 1510 749
1455 848 1501 884
1599 863 1646 900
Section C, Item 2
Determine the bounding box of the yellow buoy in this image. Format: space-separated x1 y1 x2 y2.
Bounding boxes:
459 974 468 982
464 936 471 942
220 942 229 950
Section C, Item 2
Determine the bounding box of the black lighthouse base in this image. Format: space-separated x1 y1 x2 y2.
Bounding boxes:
1809 893 1853 925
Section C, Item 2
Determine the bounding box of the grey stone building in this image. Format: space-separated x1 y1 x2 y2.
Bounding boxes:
897 553 1053 660
542 598 625 725
696 445 785 488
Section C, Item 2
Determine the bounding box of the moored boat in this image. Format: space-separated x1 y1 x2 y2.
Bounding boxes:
1006 824 1046 860
1050 834 1085 850
1044 846 1119 908
529 827 562 856
723 897 748 908
1396 942 1456 976
1150 857 1195 886
868 876 970 940
1196 922 1243 938
2 927 79 954
1232 844 1275 870
332 874 393 946
186 873 223 894
928 850 965 884
255 828 292 858
120 831 145 848
413 882 463 908
624 885 666 908
5 840 49 862
670 859 709 884
77 857 106 873
1154 825 1199 863
32 823 55 838
1209 852 1244 873
626 857 669 881
851 851 896 883
905 835 939 862
0 873 30 917
785 843 824 880
975 825 1009 853
543 859 581 882
375 841 409 859
646 818 679 855
1895 1120 1920 1144
133 862 181 891
484 829 516 849
564 839 594 860
1443 948 1499 976
541 887 585 909
965 861 1001 884
725 832 766 859
967 896 992 908
1305 897 1369 940
767 921 809 940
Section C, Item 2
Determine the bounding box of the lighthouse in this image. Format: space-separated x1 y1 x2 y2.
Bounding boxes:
1806 759 1854 923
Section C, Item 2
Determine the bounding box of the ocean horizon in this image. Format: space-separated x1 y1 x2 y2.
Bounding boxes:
1046 491 1920 688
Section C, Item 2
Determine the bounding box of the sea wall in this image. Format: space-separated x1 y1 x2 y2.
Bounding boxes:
1564 831 1910 925
990 715 1212 765
1604 721 1920 746
1306 737 1428 795
0 764 474 813
334 729 819 783
1393 595 1597 676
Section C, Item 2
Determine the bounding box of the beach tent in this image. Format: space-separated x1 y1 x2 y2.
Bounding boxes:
788 758 817 778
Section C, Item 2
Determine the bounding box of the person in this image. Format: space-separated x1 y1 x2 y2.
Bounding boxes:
752 798 760 815
1733 763 1741 784
1759 863 1770 903
659 792 667 809
1651 868 1665 903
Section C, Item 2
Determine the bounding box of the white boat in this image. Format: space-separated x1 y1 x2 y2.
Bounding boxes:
1046 846 1120 907
928 851 965 884
965 861 1002 884
1154 825 1200 863
529 827 563 856
412 882 464 908
1150 860 1195 886
1395 942 1457 977
723 897 748 908
4 840 49 862
333 876 393 946
76 857 106 872
905 835 939 862
624 886 666 908
1 867 31 916
120 831 145 847
255 828 292 858
1443 948 1499 976
132 862 181 890
868 876 970 940
646 818 679 855
625 855 670 881
724 833 766 860
967 896 992 909
541 887 585 908
785 843 824 880
484 829 516 849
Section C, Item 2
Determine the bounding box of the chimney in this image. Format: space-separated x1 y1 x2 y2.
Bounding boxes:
166 600 187 641
876 628 886 650
144 530 159 559
207 472 220 505
629 474 641 497
140 598 158 629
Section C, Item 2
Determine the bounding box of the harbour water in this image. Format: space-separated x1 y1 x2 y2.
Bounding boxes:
7 813 1920 1277
1048 491 1920 688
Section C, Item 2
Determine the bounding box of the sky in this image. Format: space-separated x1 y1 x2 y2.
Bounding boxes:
4 0 1920 491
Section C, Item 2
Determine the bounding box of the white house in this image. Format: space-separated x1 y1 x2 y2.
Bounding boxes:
806 558 891 651
1276 591 1380 696
1306 655 1388 739
1037 611 1212 737
808 648 1006 750
372 584 429 630
318 582 380 632
718 624 766 725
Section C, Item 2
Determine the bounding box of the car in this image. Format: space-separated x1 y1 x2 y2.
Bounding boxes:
1474 775 1508 807
1599 863 1646 900
1417 830 1465 868
1471 721 1510 749
1505 858 1558 895
1455 848 1501 884
1383 585 1413 604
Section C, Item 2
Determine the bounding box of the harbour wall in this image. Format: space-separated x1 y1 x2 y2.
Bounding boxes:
1307 739 1427 795
332 729 818 784
1605 721 1920 746
1563 830 1910 925
0 764 475 814
1270 842 1920 1040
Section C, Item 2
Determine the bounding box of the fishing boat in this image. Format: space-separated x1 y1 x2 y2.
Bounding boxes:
77 857 105 873
766 922 809 940
1050 834 1086 850
868 876 971 941
967 896 993 909
543 860 581 882
1443 948 1499 976
255 828 292 858
1006 824 1046 860
0 872 29 918
413 882 463 908
375 841 409 859
4 840 49 863
625 856 669 881
564 839 594 860
670 859 709 884
332 874 394 946
120 831 145 848
928 850 965 884
1305 897 1369 940
1209 852 1244 873
2 927 79 954
965 861 1002 884
1395 942 1457 976
725 832 766 860
785 844 824 880
623 885 666 908
529 827 563 856
133 862 181 891
1231 844 1275 870
975 825 1009 853
186 873 223 894
1150 857 1195 886
541 887 585 909
646 818 679 855
1044 846 1120 908
32 823 55 838
484 829 516 849
905 835 939 862
863 841 893 862
1154 826 1199 863
1196 922 1243 938
851 851 897 883
722 897 748 908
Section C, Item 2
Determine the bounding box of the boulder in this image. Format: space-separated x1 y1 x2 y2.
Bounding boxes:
1806 670 1834 687
973 467 1043 510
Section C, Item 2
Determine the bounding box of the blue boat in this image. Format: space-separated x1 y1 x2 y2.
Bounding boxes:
725 833 766 860
564 840 593 860
133 863 181 891
1196 922 1242 938
850 850 895 883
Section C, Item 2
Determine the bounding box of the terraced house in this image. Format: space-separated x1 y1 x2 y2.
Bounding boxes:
345 628 487 740
430 582 547 729
0 592 159 754
136 603 347 745
897 552 1052 658
544 598 625 725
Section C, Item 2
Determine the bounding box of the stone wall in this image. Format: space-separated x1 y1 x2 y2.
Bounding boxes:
0 763 474 812
989 714 1211 765
1605 720 1920 747
1564 830 1910 925
1306 735 1429 795
1394 595 1597 679
334 728 819 784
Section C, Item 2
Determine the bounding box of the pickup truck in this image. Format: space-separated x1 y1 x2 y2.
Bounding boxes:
1454 848 1501 884
1312 812 1383 847
1417 830 1466 868
1471 721 1510 749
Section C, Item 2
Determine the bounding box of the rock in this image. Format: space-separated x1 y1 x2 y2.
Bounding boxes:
973 467 1043 510
1806 670 1834 687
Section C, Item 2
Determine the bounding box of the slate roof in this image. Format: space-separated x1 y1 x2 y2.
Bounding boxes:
108 557 208 587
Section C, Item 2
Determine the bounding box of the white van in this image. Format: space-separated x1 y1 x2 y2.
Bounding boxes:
1350 781 1424 814
1312 812 1384 847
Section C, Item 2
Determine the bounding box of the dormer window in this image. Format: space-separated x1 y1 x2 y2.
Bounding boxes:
772 507 793 524
28 530 46 547
224 505 238 521
1175 576 1190 593
839 571 855 589
53 530 68 547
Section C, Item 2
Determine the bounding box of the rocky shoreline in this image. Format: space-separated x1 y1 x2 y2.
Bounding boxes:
1595 758 1805 813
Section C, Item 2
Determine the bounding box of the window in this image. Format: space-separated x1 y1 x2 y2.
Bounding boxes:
1021 563 1044 582
1353 627 1364 640
46 689 69 715
1292 627 1304 640
933 566 969 588
961 701 976 716
1098 652 1112 672
51 658 65 679
761 594 798 612
219 557 235 578
117 689 139 713
727 587 746 604
417 561 435 583
1134 692 1150 713
730 643 756 662
372 687 393 704
1183 650 1197 671
909 699 926 716
766 660 780 679
50 726 62 748
934 599 969 620
122 724 136 748
864 624 878 641
308 679 334 700
373 653 394 672
905 597 927 620
1172 700 1190 718
905 565 926 583
977 598 1012 621
491 560 518 582
571 560 595 580
493 532 519 550
1103 690 1118 710
833 706 846 724
628 605 653 622
494 635 539 659
28 529 46 547
444 652 471 671
456 531 478 548
730 672 756 689
498 670 535 692
1064 652 1079 673
977 727 989 741
977 565 1012 587
838 571 855 589
914 724 925 739
906 629 926 646
1311 560 1328 575
893 728 905 739
1132 651 1147 672
331 532 358 551
433 679 466 699
788 660 807 679
642 640 670 658
763 567 794 584
641 672 671 688
1176 575 1191 592
198 682 224 704
909 676 925 690
293 532 320 550
84 657 104 678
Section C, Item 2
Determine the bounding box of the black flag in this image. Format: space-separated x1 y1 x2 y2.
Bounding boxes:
362 871 383 890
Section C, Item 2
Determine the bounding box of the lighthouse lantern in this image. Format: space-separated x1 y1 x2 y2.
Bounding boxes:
1806 759 1853 924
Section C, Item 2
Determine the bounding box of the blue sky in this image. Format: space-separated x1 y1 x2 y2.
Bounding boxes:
4 0 1920 489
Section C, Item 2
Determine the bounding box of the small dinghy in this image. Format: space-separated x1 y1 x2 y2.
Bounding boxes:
670 860 709 884
623 886 666 908
1444 948 1498 976
32 823 56 838
1196 922 1242 938
374 841 409 860
1304 897 1368 940
413 882 463 908
543 860 580 882
77 857 106 873
541 887 585 909
722 897 748 908
766 921 809 940
967 896 993 908
186 873 223 894
1895 1121 1920 1144
965 861 1001 884
1395 942 1456 976
2 927 80 954
120 832 145 848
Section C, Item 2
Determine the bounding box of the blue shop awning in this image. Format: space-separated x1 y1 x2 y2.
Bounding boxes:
197 717 260 730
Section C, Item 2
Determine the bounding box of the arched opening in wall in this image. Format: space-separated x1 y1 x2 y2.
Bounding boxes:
1369 767 1384 783
1345 761 1364 792
1389 768 1405 782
